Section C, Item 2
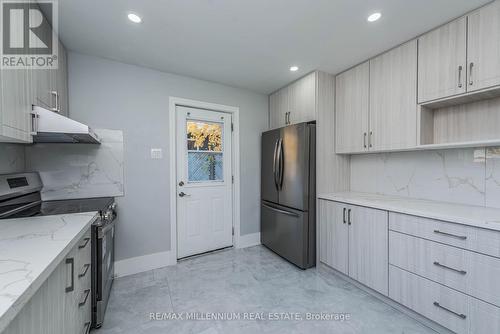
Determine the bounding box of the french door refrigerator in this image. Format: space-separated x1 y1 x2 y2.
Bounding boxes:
261 121 316 269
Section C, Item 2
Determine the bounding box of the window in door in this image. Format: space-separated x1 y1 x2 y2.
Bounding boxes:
186 120 224 182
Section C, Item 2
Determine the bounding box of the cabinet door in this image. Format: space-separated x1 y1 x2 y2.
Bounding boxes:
318 200 349 275
3 252 70 334
348 205 388 295
467 1 500 92
369 40 417 151
288 72 316 124
335 62 369 154
418 17 467 102
0 0 33 144
269 88 288 129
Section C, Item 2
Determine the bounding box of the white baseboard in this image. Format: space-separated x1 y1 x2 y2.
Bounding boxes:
236 232 261 249
115 233 261 277
114 250 176 278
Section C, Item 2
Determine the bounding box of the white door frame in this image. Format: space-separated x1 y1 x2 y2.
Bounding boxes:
169 97 241 263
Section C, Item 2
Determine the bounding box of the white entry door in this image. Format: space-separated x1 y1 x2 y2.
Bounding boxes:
176 106 233 258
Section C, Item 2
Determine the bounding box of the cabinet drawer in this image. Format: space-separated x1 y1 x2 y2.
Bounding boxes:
389 231 500 307
389 212 500 258
390 265 468 334
389 266 500 334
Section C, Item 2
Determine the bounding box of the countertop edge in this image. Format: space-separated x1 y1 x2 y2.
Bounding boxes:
0 212 99 333
317 193 500 232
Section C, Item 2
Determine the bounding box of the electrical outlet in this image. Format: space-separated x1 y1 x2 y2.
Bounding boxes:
151 148 163 159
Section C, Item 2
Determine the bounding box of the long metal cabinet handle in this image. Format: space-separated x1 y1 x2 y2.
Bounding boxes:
369 131 373 148
363 132 367 148
262 203 299 217
65 258 74 292
347 209 352 225
79 237 90 249
458 65 463 88
83 322 91 334
433 302 466 319
79 263 91 278
30 112 38 135
79 289 91 307
343 208 347 224
433 230 467 240
469 62 474 86
51 91 59 112
433 261 467 275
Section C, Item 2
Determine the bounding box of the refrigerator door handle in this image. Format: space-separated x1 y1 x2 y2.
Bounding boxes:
262 203 299 217
272 139 279 190
278 138 284 189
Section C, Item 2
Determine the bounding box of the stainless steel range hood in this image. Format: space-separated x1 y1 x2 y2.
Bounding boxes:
32 106 101 144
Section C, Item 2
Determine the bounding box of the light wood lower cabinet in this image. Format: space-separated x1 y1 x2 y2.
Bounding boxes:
348 205 388 295
318 200 388 295
4 228 92 334
318 200 348 275
390 231 500 307
390 266 500 334
319 201 500 333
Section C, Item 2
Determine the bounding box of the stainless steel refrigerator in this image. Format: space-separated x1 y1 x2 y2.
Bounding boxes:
261 121 316 269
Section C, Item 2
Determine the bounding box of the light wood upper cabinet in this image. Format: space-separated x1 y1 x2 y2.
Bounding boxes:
318 200 349 275
370 40 417 151
467 1 500 92
269 72 317 129
269 88 288 129
335 62 369 154
0 4 69 144
288 71 316 124
418 17 467 103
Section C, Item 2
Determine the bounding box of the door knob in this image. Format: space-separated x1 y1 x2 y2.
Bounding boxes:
179 192 190 197
178 181 184 186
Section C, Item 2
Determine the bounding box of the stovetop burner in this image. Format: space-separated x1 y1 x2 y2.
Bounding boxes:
0 172 115 219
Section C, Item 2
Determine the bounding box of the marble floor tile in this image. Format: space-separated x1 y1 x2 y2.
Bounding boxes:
94 246 438 334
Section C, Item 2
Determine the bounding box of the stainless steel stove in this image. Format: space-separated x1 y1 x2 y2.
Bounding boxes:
0 172 116 329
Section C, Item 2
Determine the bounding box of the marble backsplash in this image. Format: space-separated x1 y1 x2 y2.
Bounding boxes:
350 147 500 209
0 144 25 174
25 129 124 200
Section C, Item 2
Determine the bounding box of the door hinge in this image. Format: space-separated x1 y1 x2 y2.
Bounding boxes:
232 226 234 236
231 123 234 132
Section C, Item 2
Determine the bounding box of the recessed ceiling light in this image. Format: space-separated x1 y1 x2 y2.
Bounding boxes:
367 12 382 22
128 13 142 23
290 66 299 72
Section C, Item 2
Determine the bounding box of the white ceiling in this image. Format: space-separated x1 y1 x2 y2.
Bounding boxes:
57 0 491 94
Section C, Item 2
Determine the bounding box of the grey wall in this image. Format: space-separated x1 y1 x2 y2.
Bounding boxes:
0 144 25 174
68 52 268 261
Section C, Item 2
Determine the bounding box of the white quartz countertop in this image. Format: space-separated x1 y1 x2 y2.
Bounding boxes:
318 192 500 232
0 212 98 332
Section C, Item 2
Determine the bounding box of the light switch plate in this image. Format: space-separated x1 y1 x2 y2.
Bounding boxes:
151 148 163 159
